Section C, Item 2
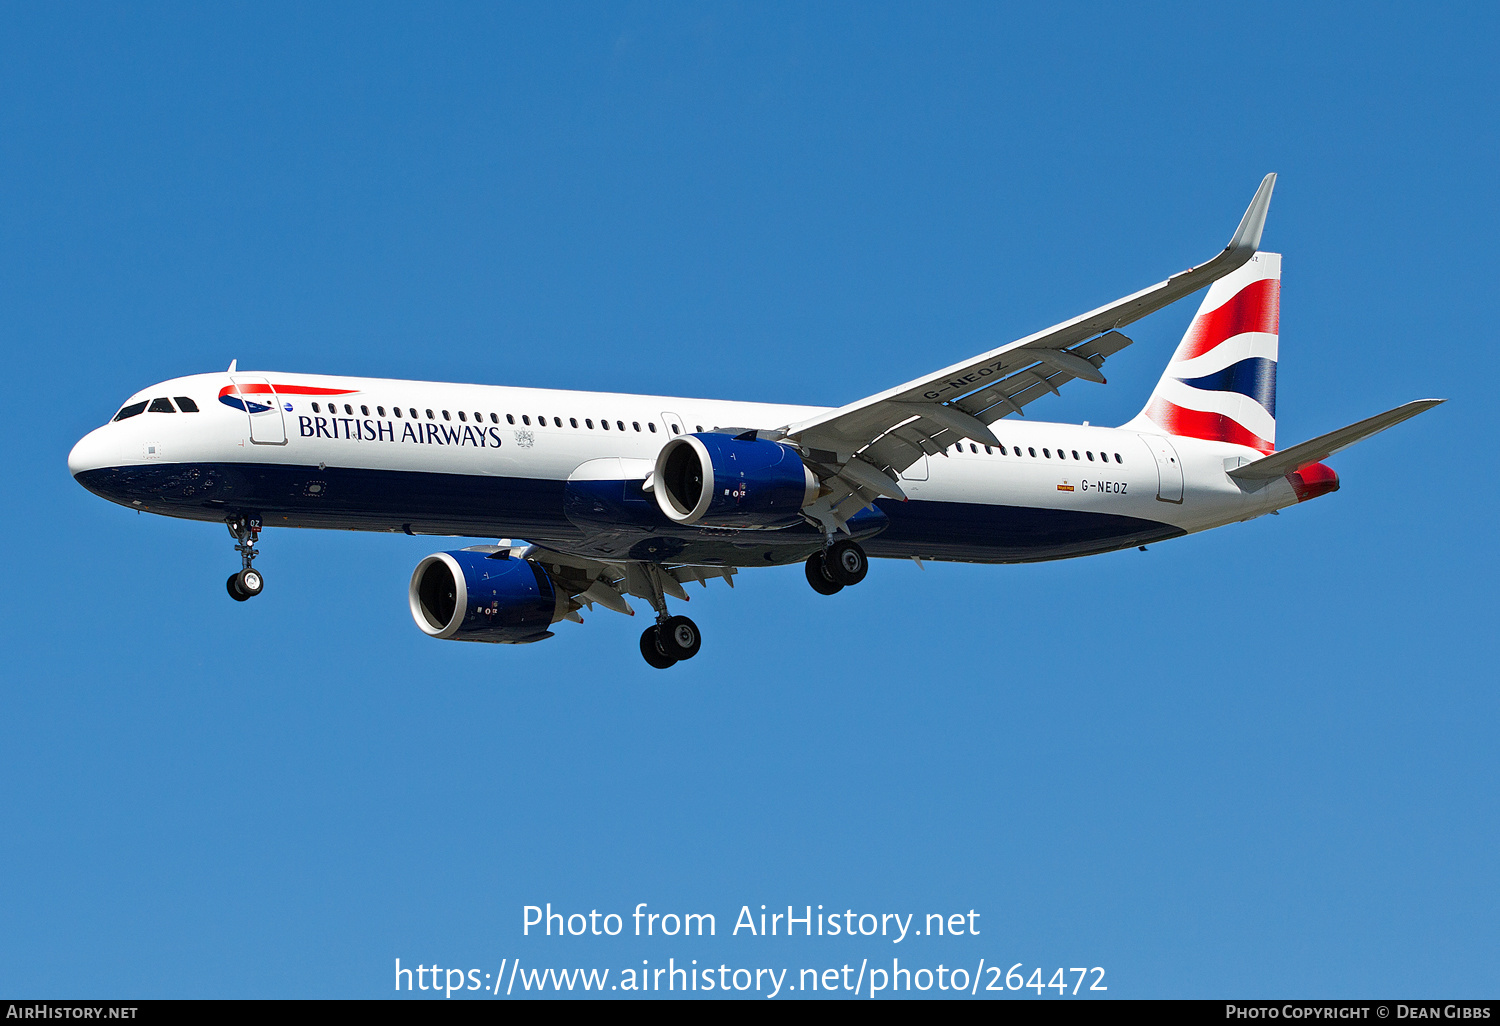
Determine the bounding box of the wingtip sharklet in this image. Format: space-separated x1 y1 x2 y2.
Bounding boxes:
1226 172 1277 256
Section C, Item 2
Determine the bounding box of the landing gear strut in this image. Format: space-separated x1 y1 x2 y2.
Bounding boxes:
225 515 265 601
805 539 868 595
636 566 701 669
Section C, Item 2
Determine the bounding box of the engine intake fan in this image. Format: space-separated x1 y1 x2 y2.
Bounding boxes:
653 433 818 529
409 550 567 644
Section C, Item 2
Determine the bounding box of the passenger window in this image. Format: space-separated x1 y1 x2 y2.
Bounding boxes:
458 411 467 421
345 404 354 415
538 414 545 424
696 425 703 432
649 422 657 433
362 405 370 416
113 401 148 421
409 409 417 418
1086 451 1094 461
1043 448 1051 458
311 402 322 413
148 397 175 413
377 406 386 417
632 422 641 432
426 409 434 420
507 414 515 424
552 417 561 427
570 418 578 428
442 410 451 421
970 444 978 453
984 445 991 454
601 419 609 430
174 396 199 412
617 421 625 431
522 415 530 426
585 419 594 429
475 413 482 423
490 413 498 424
1072 450 1079 460
671 424 680 434
1028 447 1036 457
1114 453 1122 463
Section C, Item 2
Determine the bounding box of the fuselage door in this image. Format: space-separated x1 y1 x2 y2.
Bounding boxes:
661 412 687 437
230 376 288 445
1144 434 1184 503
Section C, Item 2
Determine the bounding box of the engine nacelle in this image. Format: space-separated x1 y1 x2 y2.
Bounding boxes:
409 550 565 644
653 433 818 529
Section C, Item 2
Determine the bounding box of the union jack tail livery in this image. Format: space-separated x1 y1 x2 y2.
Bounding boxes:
1132 251 1281 453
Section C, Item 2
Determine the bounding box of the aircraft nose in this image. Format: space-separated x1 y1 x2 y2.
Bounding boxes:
68 426 115 477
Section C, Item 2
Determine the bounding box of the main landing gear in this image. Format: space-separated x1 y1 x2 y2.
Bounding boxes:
225 515 265 602
636 566 702 669
805 539 868 596
640 615 701 669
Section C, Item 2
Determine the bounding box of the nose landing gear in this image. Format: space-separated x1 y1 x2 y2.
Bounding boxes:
805 539 868 595
225 515 265 601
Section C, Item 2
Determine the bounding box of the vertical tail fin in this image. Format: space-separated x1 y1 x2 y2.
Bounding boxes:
1127 251 1281 452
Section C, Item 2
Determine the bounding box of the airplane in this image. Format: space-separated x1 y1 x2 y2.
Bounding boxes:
68 174 1443 668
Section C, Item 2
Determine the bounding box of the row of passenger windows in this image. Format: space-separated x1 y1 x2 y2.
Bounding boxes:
113 396 200 420
112 394 1123 466
308 401 710 436
950 441 1123 463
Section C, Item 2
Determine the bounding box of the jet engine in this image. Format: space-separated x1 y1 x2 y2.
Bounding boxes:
409 550 567 644
652 433 818 529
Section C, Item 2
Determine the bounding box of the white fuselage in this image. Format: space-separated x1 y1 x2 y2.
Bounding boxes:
69 370 1301 566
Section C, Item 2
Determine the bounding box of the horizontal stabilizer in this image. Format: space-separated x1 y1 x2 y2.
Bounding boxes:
1228 399 1445 481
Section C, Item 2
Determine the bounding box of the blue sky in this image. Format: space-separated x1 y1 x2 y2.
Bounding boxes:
2 2 1495 999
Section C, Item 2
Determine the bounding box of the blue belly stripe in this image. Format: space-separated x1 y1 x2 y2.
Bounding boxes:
74 463 1182 565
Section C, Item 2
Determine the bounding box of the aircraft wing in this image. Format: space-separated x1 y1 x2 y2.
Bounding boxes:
777 173 1278 532
466 542 736 621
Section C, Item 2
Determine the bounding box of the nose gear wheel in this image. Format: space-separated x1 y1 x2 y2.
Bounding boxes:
227 568 264 601
225 515 265 600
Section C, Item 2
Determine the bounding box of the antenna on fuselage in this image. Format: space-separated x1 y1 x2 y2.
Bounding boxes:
227 359 237 373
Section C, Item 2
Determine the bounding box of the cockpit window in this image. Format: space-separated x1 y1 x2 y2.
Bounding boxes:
174 396 199 412
113 401 148 422
147 397 176 413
